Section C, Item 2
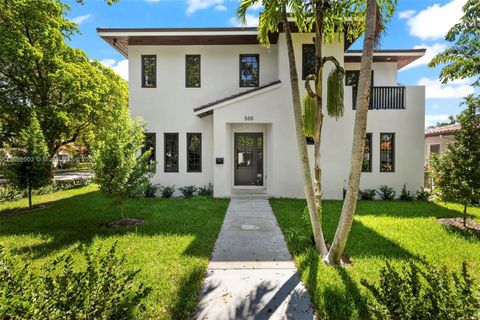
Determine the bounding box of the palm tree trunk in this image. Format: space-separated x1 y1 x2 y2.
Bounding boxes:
282 10 328 255
325 0 377 265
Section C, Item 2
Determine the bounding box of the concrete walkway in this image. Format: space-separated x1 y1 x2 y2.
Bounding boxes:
194 199 315 320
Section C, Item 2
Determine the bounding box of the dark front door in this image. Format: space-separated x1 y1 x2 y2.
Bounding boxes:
234 133 263 186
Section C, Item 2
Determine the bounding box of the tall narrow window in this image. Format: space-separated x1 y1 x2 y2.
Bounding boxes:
380 133 395 172
164 133 178 172
302 44 316 80
186 55 201 88
239 54 259 87
142 55 156 88
187 133 202 172
141 133 156 165
362 133 372 172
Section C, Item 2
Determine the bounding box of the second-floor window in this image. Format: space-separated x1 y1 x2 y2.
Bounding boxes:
380 133 395 172
164 133 178 172
302 44 315 80
362 133 372 172
346 70 374 109
186 55 201 88
142 55 156 88
239 54 259 87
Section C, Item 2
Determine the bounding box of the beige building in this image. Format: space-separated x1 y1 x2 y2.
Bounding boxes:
424 124 461 164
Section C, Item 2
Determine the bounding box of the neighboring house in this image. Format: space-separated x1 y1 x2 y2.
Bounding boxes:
424 124 460 164
53 144 89 168
97 25 426 199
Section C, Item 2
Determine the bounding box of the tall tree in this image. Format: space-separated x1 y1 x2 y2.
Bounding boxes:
430 95 480 228
325 0 380 265
5 113 52 209
429 0 480 86
0 0 128 155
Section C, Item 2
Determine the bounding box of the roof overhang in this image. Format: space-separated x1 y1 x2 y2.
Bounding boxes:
345 49 426 69
97 28 279 58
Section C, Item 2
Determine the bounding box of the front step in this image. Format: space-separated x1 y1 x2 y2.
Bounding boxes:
230 188 269 199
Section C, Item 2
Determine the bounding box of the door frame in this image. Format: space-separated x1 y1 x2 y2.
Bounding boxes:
232 131 265 188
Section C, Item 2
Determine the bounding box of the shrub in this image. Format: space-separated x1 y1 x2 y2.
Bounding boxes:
361 260 480 320
144 183 158 198
160 185 175 198
415 187 432 201
377 185 396 200
0 244 151 319
358 189 376 200
198 183 213 197
398 184 414 201
178 185 197 198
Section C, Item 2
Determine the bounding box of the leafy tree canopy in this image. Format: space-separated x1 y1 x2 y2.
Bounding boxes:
429 0 480 86
0 0 128 155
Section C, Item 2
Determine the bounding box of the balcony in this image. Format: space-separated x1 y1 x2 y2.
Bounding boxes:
352 86 406 110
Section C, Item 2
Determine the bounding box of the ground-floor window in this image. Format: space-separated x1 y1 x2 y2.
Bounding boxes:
362 133 372 172
164 133 178 172
187 133 202 172
380 133 395 172
429 144 440 155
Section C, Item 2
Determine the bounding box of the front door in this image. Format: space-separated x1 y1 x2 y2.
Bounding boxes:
234 133 263 186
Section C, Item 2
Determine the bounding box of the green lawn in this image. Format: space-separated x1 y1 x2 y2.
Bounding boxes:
270 199 480 320
0 185 229 319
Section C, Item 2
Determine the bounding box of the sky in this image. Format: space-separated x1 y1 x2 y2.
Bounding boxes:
64 0 478 128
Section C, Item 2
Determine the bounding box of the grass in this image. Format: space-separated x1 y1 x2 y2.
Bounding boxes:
269 199 480 320
0 185 229 319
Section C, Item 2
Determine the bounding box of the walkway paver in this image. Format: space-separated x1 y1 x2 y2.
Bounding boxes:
194 199 315 320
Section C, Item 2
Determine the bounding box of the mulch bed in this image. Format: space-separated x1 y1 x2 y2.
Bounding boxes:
437 217 480 233
0 204 47 218
100 217 144 228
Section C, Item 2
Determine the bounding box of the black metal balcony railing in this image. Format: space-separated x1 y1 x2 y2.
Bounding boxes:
352 86 406 110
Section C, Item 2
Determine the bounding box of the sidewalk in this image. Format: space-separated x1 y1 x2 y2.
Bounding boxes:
194 199 315 320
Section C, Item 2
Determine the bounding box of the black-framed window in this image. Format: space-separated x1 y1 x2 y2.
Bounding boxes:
186 55 201 88
302 44 316 80
141 133 156 165
141 55 156 88
346 70 374 109
362 133 372 172
164 133 178 172
239 54 259 87
187 133 202 172
380 133 395 172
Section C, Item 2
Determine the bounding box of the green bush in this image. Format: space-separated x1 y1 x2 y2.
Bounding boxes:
178 185 197 198
198 183 213 196
144 183 158 198
415 187 432 201
0 244 151 319
361 260 480 320
398 184 414 201
359 189 376 200
160 185 175 198
377 185 396 200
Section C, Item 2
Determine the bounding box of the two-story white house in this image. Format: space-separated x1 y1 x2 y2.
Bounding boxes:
97 26 426 199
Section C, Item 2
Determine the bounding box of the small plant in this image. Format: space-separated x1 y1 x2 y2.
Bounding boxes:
415 187 432 201
398 184 414 201
198 183 213 197
358 189 376 200
0 244 151 319
178 185 197 198
377 185 396 200
361 260 480 320
160 185 175 198
144 183 158 198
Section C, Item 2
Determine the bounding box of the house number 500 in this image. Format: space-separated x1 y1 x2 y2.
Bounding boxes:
244 116 254 121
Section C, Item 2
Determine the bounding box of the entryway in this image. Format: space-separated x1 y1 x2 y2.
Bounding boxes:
234 133 263 186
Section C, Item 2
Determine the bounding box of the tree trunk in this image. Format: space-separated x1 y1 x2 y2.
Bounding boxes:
324 0 377 265
28 182 32 210
283 10 328 255
120 193 125 219
463 205 467 228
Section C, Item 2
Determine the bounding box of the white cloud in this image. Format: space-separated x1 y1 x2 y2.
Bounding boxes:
400 0 466 40
214 4 227 11
417 77 474 99
401 43 446 71
229 13 259 27
71 14 92 25
100 59 128 81
186 0 224 15
398 10 416 20
425 114 451 127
